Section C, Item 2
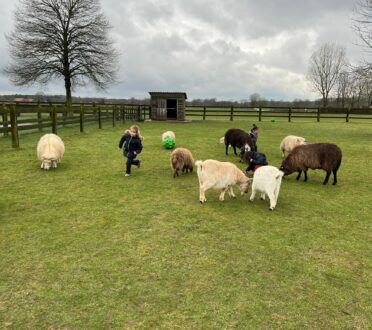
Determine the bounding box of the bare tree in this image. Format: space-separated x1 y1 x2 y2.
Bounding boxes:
352 0 372 53
5 0 118 107
307 43 347 107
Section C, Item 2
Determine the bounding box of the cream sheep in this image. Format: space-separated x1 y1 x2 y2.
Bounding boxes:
196 159 251 203
279 135 306 157
249 165 284 211
162 131 176 142
170 148 194 178
37 133 65 170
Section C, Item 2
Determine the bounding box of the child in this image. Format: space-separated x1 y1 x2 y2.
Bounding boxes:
241 150 268 173
249 124 259 152
118 125 143 177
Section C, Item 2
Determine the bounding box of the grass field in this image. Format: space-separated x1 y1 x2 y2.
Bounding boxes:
0 120 371 329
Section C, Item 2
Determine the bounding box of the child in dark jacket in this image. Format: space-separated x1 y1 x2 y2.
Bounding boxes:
249 124 259 152
240 150 268 173
118 125 143 176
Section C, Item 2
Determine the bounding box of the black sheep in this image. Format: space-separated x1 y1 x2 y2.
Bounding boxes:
224 128 254 156
279 143 342 185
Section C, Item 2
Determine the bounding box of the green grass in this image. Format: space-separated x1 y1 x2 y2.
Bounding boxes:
0 120 371 329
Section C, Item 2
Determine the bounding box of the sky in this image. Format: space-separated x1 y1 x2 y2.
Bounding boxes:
0 0 365 101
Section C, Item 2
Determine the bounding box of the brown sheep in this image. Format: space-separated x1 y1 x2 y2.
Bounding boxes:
279 143 342 185
170 148 194 178
224 128 254 156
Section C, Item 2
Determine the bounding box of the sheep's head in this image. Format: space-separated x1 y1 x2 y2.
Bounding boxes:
239 177 252 194
279 157 294 176
42 159 53 170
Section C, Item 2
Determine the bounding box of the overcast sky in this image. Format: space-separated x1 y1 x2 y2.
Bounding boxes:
0 0 365 101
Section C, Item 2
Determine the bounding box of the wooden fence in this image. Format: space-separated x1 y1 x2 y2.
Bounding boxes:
1 102 371 148
185 105 372 122
0 102 150 147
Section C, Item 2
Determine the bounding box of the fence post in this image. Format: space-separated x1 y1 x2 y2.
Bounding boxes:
317 108 320 122
203 105 206 120
98 106 102 129
230 105 234 121
80 105 84 133
37 104 43 132
122 105 125 123
143 105 146 120
52 105 57 134
288 107 292 122
2 104 9 136
10 105 19 148
112 106 116 127
346 107 350 122
259 107 262 122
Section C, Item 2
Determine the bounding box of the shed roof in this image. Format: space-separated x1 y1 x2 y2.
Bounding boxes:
149 92 187 99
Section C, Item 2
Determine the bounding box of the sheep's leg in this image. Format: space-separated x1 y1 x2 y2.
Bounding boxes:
332 169 338 185
173 169 178 178
323 171 331 185
228 186 236 199
40 162 44 169
249 189 256 202
268 192 276 211
233 146 237 155
199 186 207 203
219 188 228 201
296 171 302 180
225 144 229 155
304 170 308 182
260 192 266 200
190 167 193 173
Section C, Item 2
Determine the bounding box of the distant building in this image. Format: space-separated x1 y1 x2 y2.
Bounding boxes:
149 92 187 121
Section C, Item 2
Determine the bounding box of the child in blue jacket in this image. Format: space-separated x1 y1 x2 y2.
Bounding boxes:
118 125 143 176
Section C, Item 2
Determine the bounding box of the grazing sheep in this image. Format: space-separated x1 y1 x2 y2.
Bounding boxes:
196 159 251 203
170 148 194 178
224 128 253 156
162 131 176 142
37 133 65 170
279 143 342 185
279 135 306 157
249 165 284 211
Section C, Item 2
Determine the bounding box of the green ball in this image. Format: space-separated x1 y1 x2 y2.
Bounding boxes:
163 138 175 149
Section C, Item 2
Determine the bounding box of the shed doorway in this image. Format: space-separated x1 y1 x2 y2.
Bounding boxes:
167 99 177 119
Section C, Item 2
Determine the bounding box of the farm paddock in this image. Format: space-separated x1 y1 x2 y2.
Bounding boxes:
0 121 371 328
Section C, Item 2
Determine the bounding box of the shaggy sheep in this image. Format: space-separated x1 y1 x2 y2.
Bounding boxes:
196 159 251 203
170 148 194 178
279 135 307 157
279 143 342 185
162 131 176 142
249 165 284 211
37 133 65 170
224 128 253 156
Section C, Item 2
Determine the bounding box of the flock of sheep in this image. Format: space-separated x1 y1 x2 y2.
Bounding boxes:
166 128 342 211
36 126 342 211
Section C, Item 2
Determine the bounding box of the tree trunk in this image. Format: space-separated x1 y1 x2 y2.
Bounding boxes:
65 75 72 111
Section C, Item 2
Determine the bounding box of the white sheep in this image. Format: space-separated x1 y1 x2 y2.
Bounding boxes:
279 135 307 157
249 165 284 211
162 131 176 142
37 133 65 170
196 159 251 203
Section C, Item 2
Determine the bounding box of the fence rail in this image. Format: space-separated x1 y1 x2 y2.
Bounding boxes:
1 102 371 148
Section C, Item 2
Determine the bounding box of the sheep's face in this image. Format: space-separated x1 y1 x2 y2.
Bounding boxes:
42 159 52 170
239 179 250 194
279 159 294 176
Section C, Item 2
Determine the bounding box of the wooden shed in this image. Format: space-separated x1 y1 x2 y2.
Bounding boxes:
149 92 187 121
